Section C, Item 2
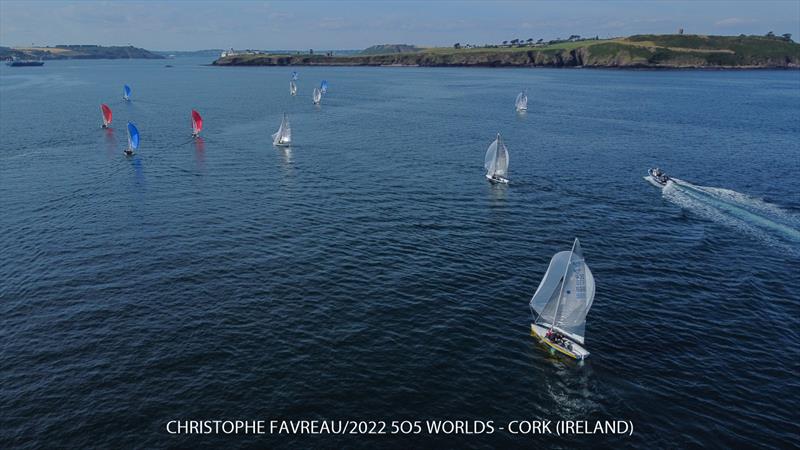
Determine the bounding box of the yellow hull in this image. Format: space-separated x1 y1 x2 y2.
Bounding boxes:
530 324 587 360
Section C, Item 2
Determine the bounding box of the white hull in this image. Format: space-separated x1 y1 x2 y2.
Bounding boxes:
531 324 589 360
645 174 668 188
486 174 509 184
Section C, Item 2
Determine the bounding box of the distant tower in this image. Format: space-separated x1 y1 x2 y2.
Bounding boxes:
678 28 684 35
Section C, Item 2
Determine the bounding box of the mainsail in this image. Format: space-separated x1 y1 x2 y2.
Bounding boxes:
484 133 509 179
127 122 140 150
313 87 322 104
320 80 328 93
530 238 595 344
101 104 112 127
271 113 291 146
123 84 132 100
290 80 297 95
191 109 203 136
515 91 528 111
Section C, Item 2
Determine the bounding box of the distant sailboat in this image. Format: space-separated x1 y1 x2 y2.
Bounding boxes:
515 90 528 112
123 84 132 101
125 122 139 156
272 113 291 146
313 87 322 105
484 133 510 183
529 238 595 360
320 80 328 94
290 80 297 96
101 104 112 128
291 71 299 81
191 109 203 137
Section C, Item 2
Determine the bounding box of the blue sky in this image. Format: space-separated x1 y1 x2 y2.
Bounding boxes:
1 1 798 50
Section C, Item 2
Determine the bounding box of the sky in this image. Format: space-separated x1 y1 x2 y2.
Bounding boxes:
1 0 798 51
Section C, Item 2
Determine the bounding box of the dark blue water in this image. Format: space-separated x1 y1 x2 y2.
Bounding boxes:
1 59 799 448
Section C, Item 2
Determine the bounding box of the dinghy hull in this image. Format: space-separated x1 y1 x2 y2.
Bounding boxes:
531 324 589 360
486 174 509 184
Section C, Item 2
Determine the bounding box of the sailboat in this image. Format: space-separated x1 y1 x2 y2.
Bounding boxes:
320 80 328 94
272 113 291 146
529 238 595 360
291 71 299 81
125 122 139 156
484 133 510 183
312 87 322 105
100 104 112 128
290 80 297 96
191 109 203 137
123 84 132 101
515 90 528 112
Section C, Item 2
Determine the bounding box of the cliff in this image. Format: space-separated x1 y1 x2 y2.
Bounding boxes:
213 35 800 69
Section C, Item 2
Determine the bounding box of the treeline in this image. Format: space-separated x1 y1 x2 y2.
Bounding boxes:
453 35 601 49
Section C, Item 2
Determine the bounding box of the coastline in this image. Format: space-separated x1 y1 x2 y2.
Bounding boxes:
212 34 800 70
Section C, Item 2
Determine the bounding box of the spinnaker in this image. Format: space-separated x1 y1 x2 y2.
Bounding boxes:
191 109 203 137
126 122 140 155
484 133 510 183
101 104 112 128
515 91 528 111
529 238 595 360
272 113 292 146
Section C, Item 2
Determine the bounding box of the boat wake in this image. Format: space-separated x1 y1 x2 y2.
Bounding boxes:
661 179 800 256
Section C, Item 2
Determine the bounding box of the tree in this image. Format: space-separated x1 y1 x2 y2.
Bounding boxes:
536 38 544 44
454 43 461 49
568 34 580 41
766 31 775 37
502 40 508 46
782 33 793 42
510 39 519 45
527 38 533 44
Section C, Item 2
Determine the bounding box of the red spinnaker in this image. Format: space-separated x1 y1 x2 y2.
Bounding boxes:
191 109 203 135
101 104 112 126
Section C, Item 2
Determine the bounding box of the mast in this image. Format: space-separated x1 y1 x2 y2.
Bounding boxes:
495 133 502 175
549 238 578 333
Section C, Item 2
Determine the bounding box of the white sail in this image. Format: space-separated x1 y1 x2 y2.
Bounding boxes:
515 91 528 111
484 133 509 179
271 113 291 146
530 238 595 344
290 80 297 95
313 87 322 104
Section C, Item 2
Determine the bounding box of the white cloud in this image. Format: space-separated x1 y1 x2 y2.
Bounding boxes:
715 17 756 27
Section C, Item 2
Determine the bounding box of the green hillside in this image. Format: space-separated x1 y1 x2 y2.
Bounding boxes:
214 34 799 69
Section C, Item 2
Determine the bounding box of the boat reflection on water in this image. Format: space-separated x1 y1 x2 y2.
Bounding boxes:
193 137 206 170
103 127 116 158
277 145 292 164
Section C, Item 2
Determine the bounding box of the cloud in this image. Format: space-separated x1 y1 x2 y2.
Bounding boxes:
715 17 756 27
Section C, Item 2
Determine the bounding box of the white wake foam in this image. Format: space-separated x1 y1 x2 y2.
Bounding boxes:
661 179 800 256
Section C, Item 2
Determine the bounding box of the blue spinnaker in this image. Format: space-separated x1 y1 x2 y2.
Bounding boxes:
124 84 132 99
127 122 140 149
320 80 328 93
